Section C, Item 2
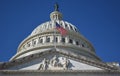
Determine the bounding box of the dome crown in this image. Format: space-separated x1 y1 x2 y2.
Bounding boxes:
31 3 79 36
50 3 62 20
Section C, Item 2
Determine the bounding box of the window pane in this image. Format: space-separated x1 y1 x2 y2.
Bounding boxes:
39 38 43 43
82 44 84 47
65 24 67 27
70 25 73 30
75 28 77 32
76 41 79 45
55 37 58 42
69 39 73 44
46 37 50 42
62 38 65 43
33 40 36 45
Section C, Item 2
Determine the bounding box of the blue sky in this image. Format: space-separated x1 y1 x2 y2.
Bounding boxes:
0 0 120 63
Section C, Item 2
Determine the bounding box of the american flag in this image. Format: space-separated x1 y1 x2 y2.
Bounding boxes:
56 22 67 36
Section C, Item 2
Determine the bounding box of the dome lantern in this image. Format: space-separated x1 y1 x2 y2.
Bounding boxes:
50 3 63 21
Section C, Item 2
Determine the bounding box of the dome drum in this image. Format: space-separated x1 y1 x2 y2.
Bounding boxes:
10 31 99 61
11 45 100 61
18 31 95 53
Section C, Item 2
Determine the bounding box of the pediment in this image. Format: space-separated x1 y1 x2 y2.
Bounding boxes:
9 56 102 70
2 50 118 71
8 53 102 70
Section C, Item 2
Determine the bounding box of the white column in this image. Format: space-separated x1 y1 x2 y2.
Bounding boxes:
43 36 46 43
58 36 61 43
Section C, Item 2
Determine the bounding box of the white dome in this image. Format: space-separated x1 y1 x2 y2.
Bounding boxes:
10 9 100 61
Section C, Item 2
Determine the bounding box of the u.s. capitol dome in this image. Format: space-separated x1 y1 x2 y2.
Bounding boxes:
10 5 101 61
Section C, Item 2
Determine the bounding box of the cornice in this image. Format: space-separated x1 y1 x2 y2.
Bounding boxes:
1 50 119 72
11 43 99 61
0 70 120 73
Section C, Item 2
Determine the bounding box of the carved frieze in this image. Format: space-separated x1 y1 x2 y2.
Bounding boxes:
38 55 70 70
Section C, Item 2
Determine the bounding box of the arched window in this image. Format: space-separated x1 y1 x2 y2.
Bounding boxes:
55 37 58 42
27 42 31 47
69 39 73 44
82 44 84 47
74 28 77 32
70 25 73 30
32 40 37 46
61 37 65 43
46 37 50 42
65 24 67 28
39 37 43 43
76 41 79 45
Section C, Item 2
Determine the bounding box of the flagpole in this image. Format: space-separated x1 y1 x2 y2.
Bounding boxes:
54 20 56 49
